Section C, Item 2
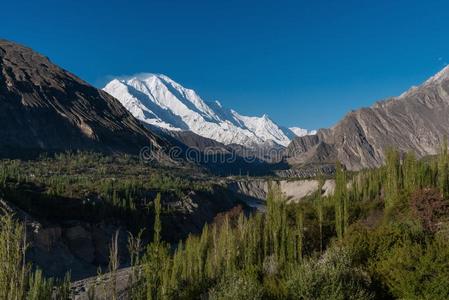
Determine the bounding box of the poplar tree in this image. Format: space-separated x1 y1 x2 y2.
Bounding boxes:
385 148 401 209
334 162 348 240
438 138 449 198
315 182 325 253
143 193 168 300
296 208 304 262
153 193 162 244
403 151 417 194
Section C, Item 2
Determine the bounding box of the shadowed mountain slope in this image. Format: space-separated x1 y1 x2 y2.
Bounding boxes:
0 40 166 158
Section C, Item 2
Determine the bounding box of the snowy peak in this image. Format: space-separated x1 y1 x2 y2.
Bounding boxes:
103 74 313 147
126 74 218 122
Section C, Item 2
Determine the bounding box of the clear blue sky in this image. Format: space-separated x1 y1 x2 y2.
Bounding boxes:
1 0 449 129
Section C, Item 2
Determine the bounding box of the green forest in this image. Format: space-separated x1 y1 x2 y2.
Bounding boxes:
2 146 449 299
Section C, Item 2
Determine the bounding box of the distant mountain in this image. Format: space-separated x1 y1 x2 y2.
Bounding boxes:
0 40 166 157
288 127 317 139
103 74 313 147
287 64 449 170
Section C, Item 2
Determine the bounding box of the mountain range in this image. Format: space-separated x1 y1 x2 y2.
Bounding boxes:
2 39 449 174
103 74 315 148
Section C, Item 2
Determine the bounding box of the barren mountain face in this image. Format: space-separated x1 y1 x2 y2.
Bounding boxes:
287 65 449 170
0 40 164 157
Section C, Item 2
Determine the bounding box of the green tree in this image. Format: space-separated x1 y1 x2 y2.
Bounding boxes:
315 184 325 253
403 151 418 194
334 162 348 239
153 193 162 243
438 138 449 198
385 148 401 209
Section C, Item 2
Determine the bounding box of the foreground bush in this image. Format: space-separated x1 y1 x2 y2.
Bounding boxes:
208 270 263 300
285 247 374 300
375 234 449 299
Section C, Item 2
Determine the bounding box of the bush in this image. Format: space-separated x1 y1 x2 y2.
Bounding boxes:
285 247 374 300
208 270 264 300
410 188 449 233
375 235 449 299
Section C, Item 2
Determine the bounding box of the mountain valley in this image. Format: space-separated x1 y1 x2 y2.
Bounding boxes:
2 39 449 299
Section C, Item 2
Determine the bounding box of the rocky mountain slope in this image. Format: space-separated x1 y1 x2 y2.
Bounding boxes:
103 74 314 147
287 65 449 170
0 40 165 158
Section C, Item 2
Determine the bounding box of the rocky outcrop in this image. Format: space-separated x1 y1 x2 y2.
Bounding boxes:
287 65 449 170
0 40 166 158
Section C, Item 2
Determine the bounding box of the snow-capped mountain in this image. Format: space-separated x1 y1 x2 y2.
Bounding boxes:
103 73 313 147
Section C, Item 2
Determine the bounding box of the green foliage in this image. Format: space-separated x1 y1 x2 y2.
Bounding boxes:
385 148 401 209
334 162 348 240
130 180 379 299
285 247 374 300
315 193 325 253
0 152 213 234
208 270 264 300
438 138 449 198
127 144 449 299
375 235 449 299
0 211 28 300
5 146 449 299
142 242 171 300
403 151 418 194
0 211 70 299
27 269 54 300
153 193 162 244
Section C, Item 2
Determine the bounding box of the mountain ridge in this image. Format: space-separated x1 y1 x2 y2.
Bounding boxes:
286 64 449 170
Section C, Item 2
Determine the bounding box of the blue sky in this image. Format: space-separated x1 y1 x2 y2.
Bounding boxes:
1 0 449 129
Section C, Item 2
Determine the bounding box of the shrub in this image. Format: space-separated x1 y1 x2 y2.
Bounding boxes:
375 235 449 299
285 247 374 300
410 188 449 233
208 270 263 300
